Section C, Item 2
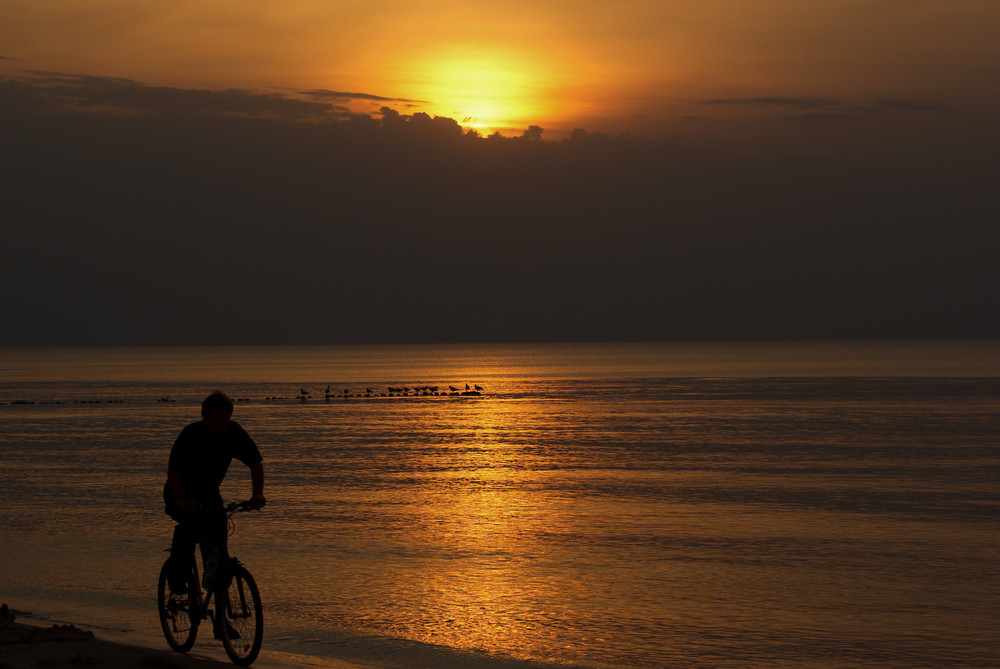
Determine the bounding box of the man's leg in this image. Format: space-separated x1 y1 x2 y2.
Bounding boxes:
168 522 198 592
193 509 239 640
196 509 229 584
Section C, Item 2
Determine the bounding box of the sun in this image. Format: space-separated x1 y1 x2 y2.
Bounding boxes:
397 47 557 135
425 59 532 131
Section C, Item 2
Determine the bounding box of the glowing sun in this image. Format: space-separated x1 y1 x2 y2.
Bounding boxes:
401 47 558 135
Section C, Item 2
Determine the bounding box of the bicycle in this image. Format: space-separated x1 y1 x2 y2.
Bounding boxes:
157 500 264 666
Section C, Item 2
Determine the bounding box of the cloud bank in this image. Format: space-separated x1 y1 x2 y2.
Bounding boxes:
299 88 426 104
11 71 343 119
702 96 952 123
1 74 997 346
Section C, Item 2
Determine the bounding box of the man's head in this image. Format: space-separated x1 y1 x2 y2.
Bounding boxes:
201 391 234 434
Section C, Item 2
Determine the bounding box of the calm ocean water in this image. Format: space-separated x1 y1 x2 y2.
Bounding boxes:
1 341 998 668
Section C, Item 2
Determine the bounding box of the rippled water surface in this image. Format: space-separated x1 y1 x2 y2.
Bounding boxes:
1 342 998 668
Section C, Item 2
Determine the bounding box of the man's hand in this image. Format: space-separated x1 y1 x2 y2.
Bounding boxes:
250 461 266 510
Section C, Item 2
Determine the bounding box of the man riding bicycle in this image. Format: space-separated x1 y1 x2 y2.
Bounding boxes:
163 391 266 596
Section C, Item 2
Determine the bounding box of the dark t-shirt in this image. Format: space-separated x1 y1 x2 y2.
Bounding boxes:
163 420 263 513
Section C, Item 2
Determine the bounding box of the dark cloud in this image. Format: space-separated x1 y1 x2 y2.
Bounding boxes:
23 70 139 86
779 112 853 123
704 97 839 109
299 88 426 104
13 71 344 119
1 75 997 346
876 99 950 112
702 95 954 124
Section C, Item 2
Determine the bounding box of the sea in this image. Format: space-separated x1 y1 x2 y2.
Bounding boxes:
0 340 998 668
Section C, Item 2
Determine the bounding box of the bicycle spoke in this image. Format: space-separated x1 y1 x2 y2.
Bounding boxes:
218 565 263 666
157 559 200 653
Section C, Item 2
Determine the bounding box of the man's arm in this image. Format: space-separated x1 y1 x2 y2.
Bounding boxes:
250 461 266 509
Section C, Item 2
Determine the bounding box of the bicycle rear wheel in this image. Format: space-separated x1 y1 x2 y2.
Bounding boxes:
157 558 200 652
217 563 263 666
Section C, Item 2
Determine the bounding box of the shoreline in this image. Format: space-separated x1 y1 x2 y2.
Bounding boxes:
0 605 592 669
0 605 360 669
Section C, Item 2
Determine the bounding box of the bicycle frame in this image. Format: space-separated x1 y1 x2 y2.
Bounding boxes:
160 499 262 664
188 502 255 624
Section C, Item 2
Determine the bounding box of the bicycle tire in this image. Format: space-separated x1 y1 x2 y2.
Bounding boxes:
157 558 200 652
218 564 263 666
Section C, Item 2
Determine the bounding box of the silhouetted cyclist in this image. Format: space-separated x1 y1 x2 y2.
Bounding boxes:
163 391 266 594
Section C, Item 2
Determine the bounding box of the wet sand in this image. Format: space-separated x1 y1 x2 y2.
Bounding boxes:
0 605 357 669
0 603 596 669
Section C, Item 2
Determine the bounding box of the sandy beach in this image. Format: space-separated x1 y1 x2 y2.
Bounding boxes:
0 604 358 669
0 604 579 669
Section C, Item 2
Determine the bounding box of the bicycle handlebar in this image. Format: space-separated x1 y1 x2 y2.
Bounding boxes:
226 500 261 514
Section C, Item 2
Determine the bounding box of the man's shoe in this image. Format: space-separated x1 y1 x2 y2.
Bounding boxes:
214 621 241 640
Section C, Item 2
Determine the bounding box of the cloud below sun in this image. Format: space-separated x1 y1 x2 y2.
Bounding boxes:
1 63 998 346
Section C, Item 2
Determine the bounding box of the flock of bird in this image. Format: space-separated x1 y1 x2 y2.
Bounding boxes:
2 384 487 406
270 384 486 401
4 399 127 405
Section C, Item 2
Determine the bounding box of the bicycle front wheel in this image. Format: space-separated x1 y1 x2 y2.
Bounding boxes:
157 559 199 652
217 564 263 666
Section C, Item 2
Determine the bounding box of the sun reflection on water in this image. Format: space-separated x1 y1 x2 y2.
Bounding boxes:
338 394 575 658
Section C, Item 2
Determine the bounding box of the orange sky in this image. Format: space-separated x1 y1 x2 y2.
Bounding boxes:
2 0 999 137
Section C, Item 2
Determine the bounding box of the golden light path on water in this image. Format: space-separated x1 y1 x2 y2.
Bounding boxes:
269 390 572 660
403 397 544 656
